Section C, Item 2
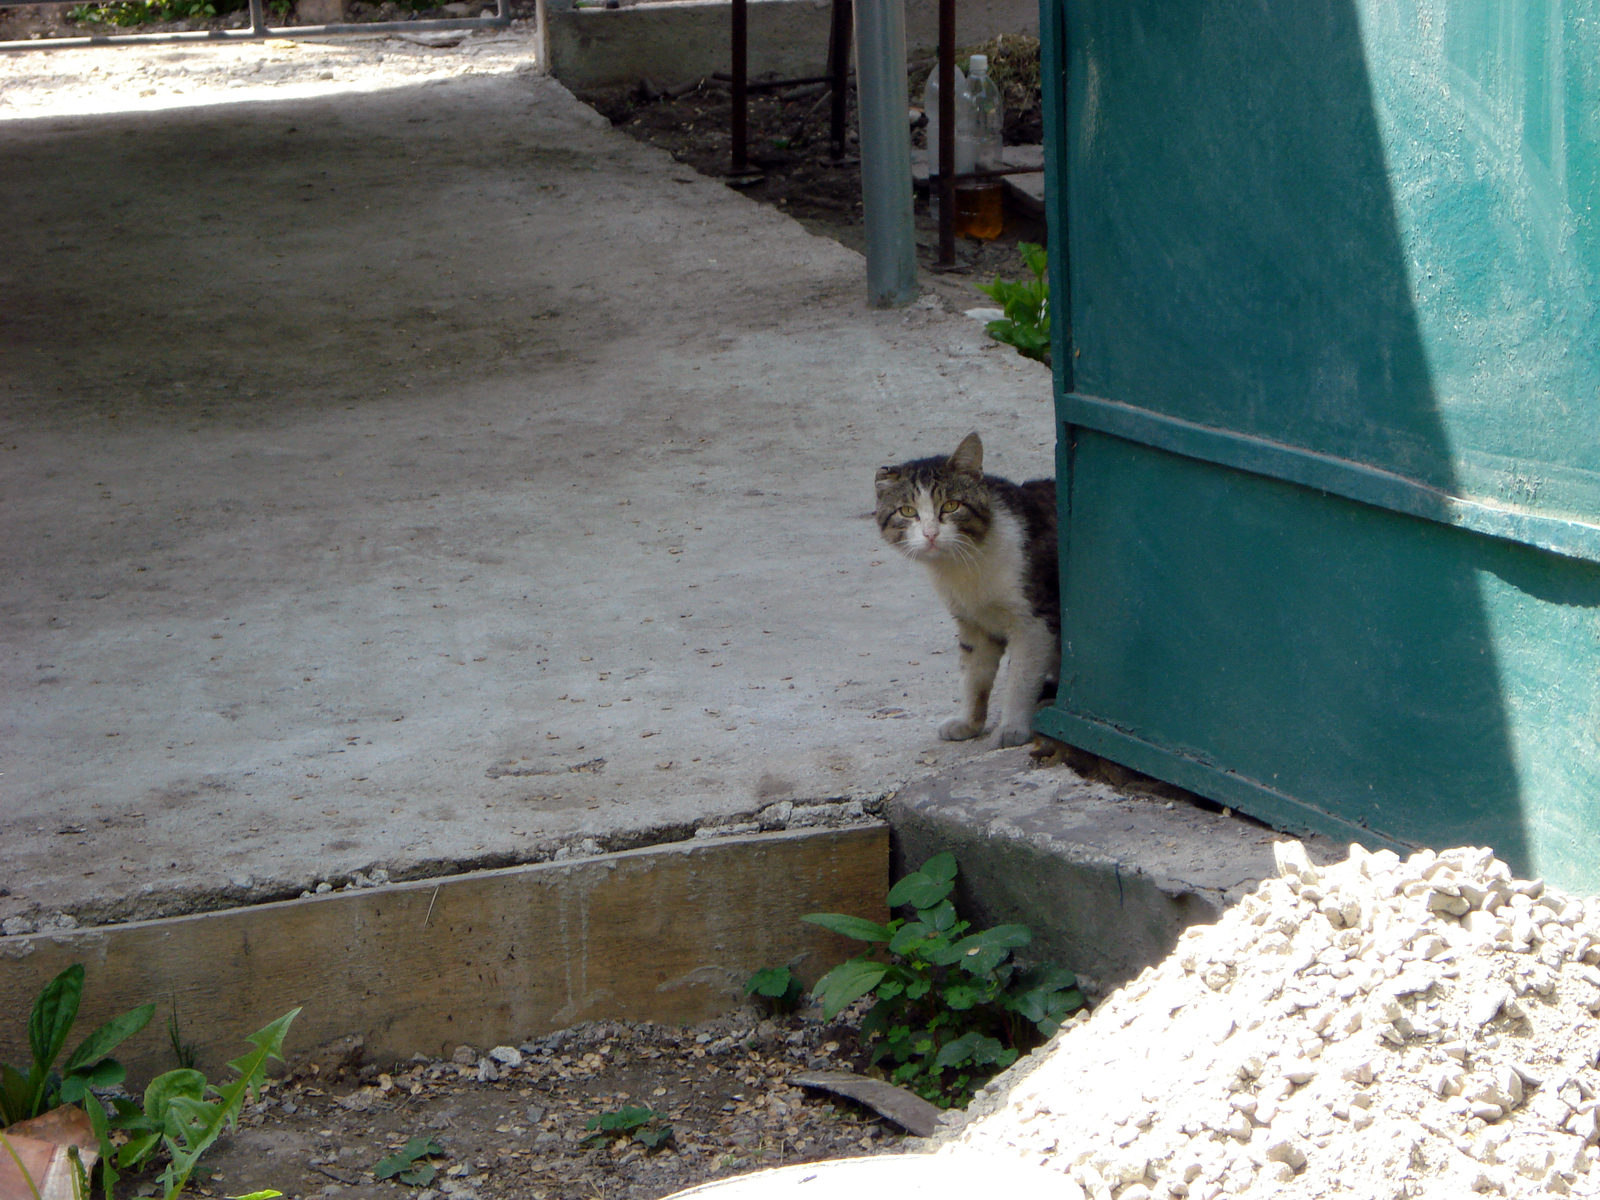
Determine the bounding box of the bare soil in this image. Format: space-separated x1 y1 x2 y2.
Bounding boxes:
150 1008 905 1200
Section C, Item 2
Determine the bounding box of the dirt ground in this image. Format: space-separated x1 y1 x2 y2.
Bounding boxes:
158 1007 908 1200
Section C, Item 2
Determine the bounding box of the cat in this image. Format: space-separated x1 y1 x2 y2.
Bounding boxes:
874 431 1059 749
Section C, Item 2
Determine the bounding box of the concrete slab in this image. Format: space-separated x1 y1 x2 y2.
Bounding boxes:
0 35 1054 927
888 748 1344 997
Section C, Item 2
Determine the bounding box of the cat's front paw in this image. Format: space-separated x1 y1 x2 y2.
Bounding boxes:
938 717 984 741
994 724 1036 749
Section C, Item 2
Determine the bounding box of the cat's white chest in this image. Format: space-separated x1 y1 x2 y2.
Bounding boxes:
926 510 1031 635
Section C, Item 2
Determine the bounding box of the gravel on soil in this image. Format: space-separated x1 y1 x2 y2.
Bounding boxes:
931 842 1600 1200
178 1009 904 1200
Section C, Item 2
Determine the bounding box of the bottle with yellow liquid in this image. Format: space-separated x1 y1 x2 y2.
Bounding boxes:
954 54 1005 240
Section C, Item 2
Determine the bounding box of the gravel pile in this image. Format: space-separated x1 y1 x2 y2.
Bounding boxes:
937 841 1600 1199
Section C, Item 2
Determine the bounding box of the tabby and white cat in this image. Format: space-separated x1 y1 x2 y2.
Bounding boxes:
874 432 1059 748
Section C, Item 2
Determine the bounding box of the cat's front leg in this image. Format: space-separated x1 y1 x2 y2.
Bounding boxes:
992 620 1057 748
939 619 1004 741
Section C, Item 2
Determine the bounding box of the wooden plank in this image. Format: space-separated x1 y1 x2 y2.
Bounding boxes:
0 825 886 1083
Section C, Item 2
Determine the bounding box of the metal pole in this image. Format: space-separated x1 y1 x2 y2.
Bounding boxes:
826 0 852 159
249 0 265 36
937 0 954 267
854 0 917 307
731 0 749 174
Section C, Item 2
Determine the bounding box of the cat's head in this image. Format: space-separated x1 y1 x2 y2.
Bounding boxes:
874 432 994 564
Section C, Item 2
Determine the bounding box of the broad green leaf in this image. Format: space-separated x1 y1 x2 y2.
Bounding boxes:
0 1064 31 1126
145 1069 207 1135
398 1164 437 1187
903 978 931 1000
744 967 793 998
1016 964 1078 993
634 1125 672 1148
941 984 983 1010
63 1002 155 1073
931 1031 1008 1072
919 901 958 933
587 1106 656 1132
919 852 958 884
811 959 888 1019
376 1135 443 1180
801 913 893 943
888 922 932 956
886 872 952 911
28 965 84 1081
117 1130 162 1169
58 1057 123 1105
928 924 1032 974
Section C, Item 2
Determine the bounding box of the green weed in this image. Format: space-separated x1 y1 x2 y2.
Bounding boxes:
0 964 155 1129
375 1135 444 1186
91 1007 300 1200
0 964 298 1200
804 852 1083 1106
583 1105 673 1150
743 966 805 1015
975 241 1051 367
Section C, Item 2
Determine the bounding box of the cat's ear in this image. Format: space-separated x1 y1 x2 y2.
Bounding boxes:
874 466 901 493
948 432 984 477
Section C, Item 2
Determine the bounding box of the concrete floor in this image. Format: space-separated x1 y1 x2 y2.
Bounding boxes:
0 41 1053 925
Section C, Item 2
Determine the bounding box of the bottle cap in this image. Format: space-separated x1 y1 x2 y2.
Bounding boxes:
969 54 988 75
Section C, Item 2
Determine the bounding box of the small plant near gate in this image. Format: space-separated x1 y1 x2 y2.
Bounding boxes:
975 241 1051 367
803 851 1084 1107
582 1105 673 1150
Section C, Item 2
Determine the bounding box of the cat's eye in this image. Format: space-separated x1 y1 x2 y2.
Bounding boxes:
898 505 917 517
939 500 960 515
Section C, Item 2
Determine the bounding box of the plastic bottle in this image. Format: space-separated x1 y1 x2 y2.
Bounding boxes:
954 54 1005 240
922 63 968 222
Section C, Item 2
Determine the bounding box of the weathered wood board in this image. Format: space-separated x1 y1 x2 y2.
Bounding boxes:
0 825 886 1083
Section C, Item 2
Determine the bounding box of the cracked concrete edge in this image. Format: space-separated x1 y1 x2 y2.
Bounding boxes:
2 791 902 934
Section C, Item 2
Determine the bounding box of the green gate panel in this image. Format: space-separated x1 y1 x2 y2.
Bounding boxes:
1037 0 1600 890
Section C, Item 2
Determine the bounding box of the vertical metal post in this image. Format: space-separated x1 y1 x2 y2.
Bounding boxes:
533 0 548 74
249 0 266 36
937 0 955 266
854 0 918 306
826 0 853 159
731 0 749 174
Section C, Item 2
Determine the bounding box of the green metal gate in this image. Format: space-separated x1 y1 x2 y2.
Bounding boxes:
1034 0 1600 892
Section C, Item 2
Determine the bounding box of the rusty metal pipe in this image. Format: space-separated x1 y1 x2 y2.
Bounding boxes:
730 0 748 174
936 0 955 266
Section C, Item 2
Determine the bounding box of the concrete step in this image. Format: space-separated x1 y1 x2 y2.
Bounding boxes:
887 747 1343 998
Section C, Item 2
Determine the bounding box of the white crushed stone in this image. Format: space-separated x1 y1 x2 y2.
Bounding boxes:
934 842 1600 1199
